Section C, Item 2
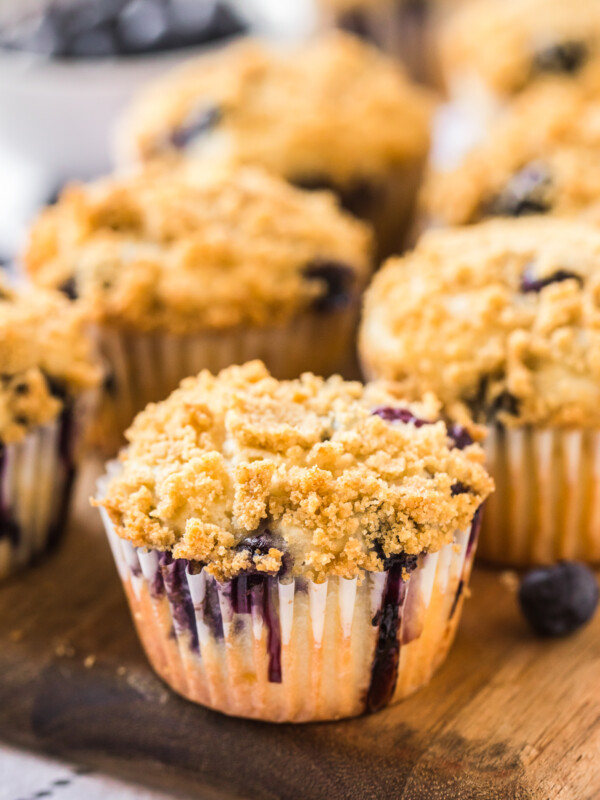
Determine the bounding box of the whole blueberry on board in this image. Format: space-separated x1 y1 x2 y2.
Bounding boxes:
518 562 599 637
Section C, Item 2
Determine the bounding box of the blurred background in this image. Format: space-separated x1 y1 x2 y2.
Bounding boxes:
0 0 318 260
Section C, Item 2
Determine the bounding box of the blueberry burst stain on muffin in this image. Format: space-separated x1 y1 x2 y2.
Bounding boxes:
360 218 600 428
25 166 371 334
421 79 600 228
117 33 432 257
96 361 492 719
0 283 99 562
441 0 600 101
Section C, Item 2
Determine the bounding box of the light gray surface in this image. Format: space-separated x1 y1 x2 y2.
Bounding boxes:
0 745 184 800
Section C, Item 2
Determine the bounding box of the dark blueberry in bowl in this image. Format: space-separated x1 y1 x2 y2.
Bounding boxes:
303 259 355 313
518 562 599 637
484 163 553 219
532 40 588 76
169 105 222 150
520 267 583 293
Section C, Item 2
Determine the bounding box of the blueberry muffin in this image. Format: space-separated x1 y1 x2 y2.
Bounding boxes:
360 217 600 566
25 165 371 444
441 0 600 116
322 0 466 87
422 81 600 227
116 33 433 259
95 360 492 722
0 281 100 578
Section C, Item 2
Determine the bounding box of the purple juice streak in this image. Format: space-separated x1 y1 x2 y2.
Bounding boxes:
264 576 282 683
201 575 224 640
449 580 464 620
449 504 484 621
366 564 409 713
229 573 282 683
47 405 77 549
0 446 19 545
159 554 199 652
467 505 484 560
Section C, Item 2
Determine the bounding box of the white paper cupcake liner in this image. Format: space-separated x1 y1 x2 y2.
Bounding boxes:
0 396 88 580
97 464 482 722
481 426 600 566
93 307 361 448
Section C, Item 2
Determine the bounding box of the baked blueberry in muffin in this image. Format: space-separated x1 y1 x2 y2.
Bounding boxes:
116 33 433 258
422 81 600 227
0 281 99 577
441 0 600 105
25 165 372 443
95 360 492 721
360 217 600 565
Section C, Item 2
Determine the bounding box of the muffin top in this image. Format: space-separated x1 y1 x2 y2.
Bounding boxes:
442 0 600 98
97 361 492 582
422 81 600 226
117 34 433 185
360 218 600 428
25 165 372 334
0 281 100 444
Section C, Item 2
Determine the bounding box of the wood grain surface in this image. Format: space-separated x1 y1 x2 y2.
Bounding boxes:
0 460 599 800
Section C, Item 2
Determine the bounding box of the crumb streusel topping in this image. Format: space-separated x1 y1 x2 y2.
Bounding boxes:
360 218 600 428
117 34 433 184
422 81 600 226
442 0 600 98
25 165 372 334
0 282 100 444
96 361 492 582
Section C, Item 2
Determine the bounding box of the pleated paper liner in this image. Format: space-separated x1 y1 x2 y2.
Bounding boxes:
98 464 482 722
0 393 90 580
480 425 600 566
93 306 361 451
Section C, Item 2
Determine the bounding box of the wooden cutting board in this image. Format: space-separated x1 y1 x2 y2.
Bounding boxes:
0 459 599 800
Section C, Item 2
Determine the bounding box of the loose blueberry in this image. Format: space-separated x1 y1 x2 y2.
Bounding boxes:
521 268 583 293
518 562 599 637
372 407 428 426
533 41 588 76
303 260 355 313
169 105 222 150
484 163 553 218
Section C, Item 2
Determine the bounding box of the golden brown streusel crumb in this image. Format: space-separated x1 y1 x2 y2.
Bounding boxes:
24 165 371 334
117 34 433 183
0 281 100 444
422 81 600 227
360 218 600 428
96 361 492 582
441 0 600 99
